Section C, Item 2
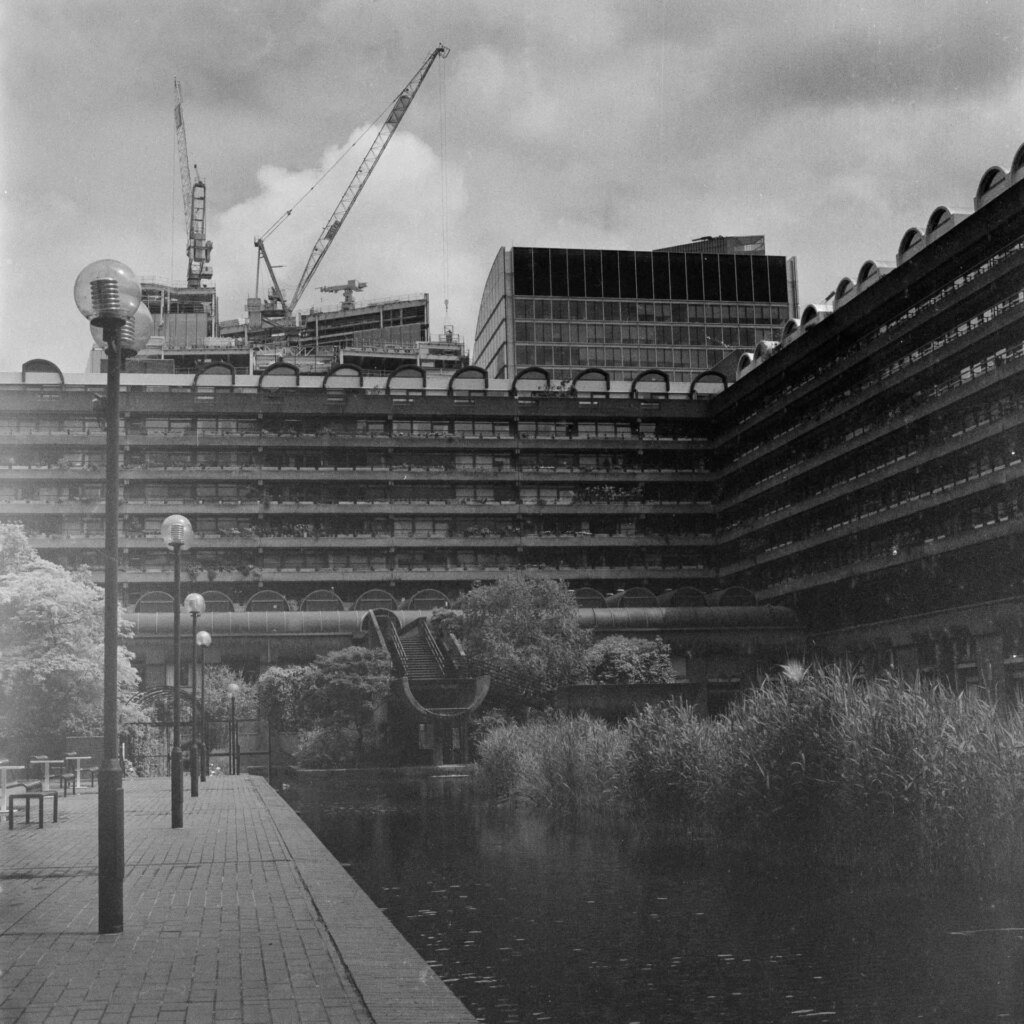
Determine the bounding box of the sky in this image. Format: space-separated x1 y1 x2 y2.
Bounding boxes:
1 0 1022 373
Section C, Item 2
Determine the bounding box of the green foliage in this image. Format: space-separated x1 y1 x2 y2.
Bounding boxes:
621 701 726 824
303 648 392 728
586 635 675 687
203 665 257 721
256 645 392 764
475 712 626 815
457 573 589 713
0 524 141 749
711 662 1024 879
256 664 308 731
293 724 360 768
0 522 37 575
473 662 1024 883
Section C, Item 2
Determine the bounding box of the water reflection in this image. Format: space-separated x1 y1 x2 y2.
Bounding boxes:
283 774 1024 1023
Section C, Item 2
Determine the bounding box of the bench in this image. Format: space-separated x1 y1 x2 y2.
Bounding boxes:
8 790 59 829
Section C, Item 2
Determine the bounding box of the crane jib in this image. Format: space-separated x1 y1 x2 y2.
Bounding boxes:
281 43 449 315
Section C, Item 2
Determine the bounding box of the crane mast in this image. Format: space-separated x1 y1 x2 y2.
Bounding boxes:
174 79 213 288
257 43 449 317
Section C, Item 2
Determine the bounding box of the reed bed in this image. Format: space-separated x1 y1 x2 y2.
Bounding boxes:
474 663 1024 881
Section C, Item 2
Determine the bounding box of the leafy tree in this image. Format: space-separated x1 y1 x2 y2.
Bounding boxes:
255 646 392 763
455 573 590 714
0 522 36 574
303 647 392 757
585 635 676 687
0 524 141 751
256 664 309 732
202 665 257 722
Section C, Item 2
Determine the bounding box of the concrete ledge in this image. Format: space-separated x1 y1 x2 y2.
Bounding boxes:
253 779 477 1023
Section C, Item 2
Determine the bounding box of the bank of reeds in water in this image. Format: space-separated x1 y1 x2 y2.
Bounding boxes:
474 663 1024 882
475 713 627 817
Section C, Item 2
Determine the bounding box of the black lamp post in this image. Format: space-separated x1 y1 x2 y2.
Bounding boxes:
73 259 152 935
196 630 212 780
227 682 240 775
160 514 193 828
183 593 205 798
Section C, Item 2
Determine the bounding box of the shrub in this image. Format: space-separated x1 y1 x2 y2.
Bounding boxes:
293 724 359 768
474 662 1024 882
586 635 675 687
475 712 627 815
711 662 1024 880
621 701 727 827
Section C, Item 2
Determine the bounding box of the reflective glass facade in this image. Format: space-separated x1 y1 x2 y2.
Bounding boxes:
473 242 797 382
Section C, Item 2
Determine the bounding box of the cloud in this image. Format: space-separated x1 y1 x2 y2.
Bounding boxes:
2 0 1021 371
212 128 473 333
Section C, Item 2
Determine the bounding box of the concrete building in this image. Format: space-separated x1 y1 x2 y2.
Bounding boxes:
2 142 1023 711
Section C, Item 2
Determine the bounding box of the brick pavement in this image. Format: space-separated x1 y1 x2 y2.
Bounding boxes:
0 776 478 1024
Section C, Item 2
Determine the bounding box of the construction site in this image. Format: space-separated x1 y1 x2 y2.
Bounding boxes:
89 44 464 380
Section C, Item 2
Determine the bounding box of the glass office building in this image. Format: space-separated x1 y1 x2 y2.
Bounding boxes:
473 237 798 383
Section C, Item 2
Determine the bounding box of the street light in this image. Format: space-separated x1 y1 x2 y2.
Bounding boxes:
160 514 194 828
183 593 205 798
227 682 240 775
74 259 151 936
196 630 212 781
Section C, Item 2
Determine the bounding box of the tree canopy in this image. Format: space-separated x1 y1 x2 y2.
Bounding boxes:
585 635 676 687
256 646 392 763
455 573 590 713
0 524 141 749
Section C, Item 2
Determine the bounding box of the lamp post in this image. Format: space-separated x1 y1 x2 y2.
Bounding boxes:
74 259 151 935
183 593 205 798
227 682 240 775
160 514 194 828
196 630 212 780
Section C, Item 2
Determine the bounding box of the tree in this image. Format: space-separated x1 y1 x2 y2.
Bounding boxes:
455 573 590 714
203 665 257 722
0 524 141 751
255 646 393 764
0 522 36 575
256 664 309 732
585 635 676 687
304 647 392 756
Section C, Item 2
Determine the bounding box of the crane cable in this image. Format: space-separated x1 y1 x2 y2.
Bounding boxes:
258 96 397 243
438 58 451 323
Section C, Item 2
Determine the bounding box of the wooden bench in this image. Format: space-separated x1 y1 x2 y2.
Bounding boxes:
8 790 59 829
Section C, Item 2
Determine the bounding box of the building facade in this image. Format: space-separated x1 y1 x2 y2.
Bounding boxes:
472 237 797 383
711 145 1024 695
2 143 1023 704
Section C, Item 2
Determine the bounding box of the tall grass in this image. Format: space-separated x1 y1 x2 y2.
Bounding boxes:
474 663 1024 881
475 713 626 816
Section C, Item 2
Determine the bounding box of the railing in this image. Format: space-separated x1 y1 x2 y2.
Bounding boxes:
377 614 409 677
421 621 451 676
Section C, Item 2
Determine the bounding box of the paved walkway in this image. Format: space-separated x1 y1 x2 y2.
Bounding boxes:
1 776 477 1024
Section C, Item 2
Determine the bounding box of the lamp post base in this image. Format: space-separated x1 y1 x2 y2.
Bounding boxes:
97 761 124 933
171 746 183 828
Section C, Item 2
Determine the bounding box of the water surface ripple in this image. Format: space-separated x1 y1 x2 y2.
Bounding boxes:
283 774 1024 1023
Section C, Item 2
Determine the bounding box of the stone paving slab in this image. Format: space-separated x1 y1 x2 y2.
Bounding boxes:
0 776 478 1024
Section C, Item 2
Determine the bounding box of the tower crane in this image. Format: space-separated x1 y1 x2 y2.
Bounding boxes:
174 79 213 288
253 44 449 323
